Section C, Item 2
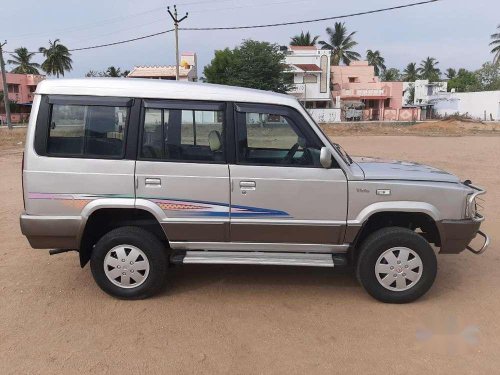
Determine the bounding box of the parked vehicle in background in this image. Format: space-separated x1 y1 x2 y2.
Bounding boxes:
20 78 489 303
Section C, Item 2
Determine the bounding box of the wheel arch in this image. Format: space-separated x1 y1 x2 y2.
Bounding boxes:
78 206 169 268
349 210 441 261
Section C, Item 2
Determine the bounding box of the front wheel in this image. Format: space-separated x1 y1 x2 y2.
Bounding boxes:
90 226 168 299
356 227 437 303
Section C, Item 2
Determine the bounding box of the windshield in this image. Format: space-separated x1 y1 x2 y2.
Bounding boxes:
299 101 353 165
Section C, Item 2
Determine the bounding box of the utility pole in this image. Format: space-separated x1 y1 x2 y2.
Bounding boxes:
167 5 188 81
0 41 12 129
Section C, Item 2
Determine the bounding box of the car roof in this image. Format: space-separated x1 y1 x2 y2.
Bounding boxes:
36 78 299 107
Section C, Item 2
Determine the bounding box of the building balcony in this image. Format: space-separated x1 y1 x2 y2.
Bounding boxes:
289 83 305 94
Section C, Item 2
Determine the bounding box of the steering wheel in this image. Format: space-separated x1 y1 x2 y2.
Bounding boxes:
282 143 300 164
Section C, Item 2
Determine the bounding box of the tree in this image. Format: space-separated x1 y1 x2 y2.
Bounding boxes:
318 22 360 65
7 47 40 74
106 66 122 77
203 40 293 93
490 24 500 64
475 62 500 91
380 68 401 82
417 57 440 81
290 31 319 46
402 62 419 82
366 50 386 76
39 39 73 78
85 67 129 78
447 68 481 92
445 68 456 80
404 84 415 105
85 70 103 77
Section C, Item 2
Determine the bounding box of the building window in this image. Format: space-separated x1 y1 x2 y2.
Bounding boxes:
303 74 317 84
348 77 359 83
8 84 20 93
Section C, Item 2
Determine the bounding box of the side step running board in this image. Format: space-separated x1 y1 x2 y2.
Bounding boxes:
171 251 348 268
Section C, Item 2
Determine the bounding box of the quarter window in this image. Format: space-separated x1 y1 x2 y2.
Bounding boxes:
47 104 128 157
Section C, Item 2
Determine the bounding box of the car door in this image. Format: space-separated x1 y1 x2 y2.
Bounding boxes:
229 103 348 251
135 100 230 245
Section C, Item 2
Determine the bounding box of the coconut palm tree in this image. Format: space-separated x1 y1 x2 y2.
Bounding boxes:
490 24 500 63
366 50 386 76
39 39 73 78
445 68 457 80
417 57 440 81
7 47 41 74
318 22 360 65
290 31 319 46
402 62 419 82
381 68 401 82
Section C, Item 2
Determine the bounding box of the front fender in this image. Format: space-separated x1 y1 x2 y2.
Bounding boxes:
348 201 441 225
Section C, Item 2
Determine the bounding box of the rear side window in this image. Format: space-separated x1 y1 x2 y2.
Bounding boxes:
140 105 225 163
47 104 128 157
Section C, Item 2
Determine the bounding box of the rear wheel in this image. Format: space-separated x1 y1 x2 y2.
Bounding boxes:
356 227 437 303
90 226 167 299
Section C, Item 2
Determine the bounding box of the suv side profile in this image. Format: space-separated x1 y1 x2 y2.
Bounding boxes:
20 79 489 303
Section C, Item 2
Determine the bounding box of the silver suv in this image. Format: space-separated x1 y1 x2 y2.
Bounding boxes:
20 78 489 303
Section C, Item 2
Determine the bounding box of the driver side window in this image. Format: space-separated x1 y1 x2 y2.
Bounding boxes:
236 110 322 167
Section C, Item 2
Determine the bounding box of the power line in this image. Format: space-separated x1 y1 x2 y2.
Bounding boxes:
5 0 440 54
181 0 440 30
68 29 176 52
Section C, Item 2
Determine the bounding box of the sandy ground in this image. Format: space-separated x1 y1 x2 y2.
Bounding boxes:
0 133 499 374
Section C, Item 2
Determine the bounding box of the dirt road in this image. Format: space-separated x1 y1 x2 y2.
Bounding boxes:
0 136 499 374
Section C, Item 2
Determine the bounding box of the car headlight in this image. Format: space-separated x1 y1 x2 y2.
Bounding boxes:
468 196 477 218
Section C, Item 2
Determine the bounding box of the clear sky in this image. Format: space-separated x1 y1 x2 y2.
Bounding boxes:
2 0 499 78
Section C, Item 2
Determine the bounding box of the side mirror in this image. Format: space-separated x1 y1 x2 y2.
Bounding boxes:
320 147 333 169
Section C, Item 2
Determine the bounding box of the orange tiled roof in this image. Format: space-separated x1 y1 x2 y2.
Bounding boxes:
293 64 322 72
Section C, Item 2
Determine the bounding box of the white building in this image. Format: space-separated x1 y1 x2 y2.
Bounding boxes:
284 46 332 108
431 90 500 121
127 52 198 81
403 79 448 106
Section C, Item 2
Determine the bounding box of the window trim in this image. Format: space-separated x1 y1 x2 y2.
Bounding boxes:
233 102 328 169
34 95 134 160
137 99 228 164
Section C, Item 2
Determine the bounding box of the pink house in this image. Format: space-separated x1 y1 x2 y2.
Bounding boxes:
331 61 419 121
0 72 45 123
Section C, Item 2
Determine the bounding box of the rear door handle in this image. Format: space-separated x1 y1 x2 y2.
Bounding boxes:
145 177 162 187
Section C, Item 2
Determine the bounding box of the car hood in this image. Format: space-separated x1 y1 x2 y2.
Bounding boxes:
352 156 460 183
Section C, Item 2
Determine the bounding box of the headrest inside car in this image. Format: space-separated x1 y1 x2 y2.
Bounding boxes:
208 130 222 152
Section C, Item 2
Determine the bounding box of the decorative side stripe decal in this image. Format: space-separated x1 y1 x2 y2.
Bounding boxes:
28 193 290 218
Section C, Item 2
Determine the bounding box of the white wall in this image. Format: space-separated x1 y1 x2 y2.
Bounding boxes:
308 108 341 123
432 91 500 121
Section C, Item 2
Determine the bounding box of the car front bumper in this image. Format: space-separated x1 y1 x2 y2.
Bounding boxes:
437 219 490 254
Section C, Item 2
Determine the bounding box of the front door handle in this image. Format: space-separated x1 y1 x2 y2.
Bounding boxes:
145 177 162 187
240 181 256 191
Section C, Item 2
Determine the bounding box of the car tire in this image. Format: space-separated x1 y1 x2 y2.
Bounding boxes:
90 226 167 299
356 227 437 304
